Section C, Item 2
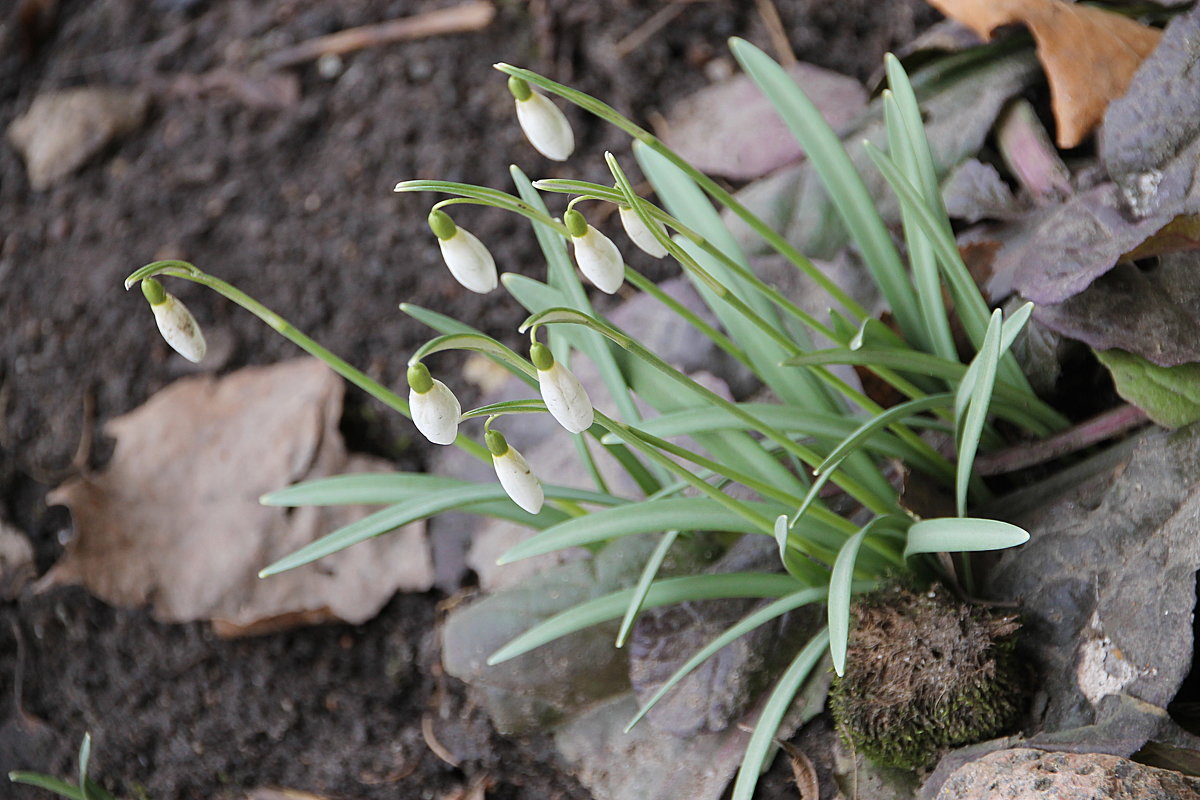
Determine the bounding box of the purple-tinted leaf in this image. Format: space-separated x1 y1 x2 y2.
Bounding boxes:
1102 6 1200 219
942 159 1025 223
987 182 1173 303
1035 254 1200 367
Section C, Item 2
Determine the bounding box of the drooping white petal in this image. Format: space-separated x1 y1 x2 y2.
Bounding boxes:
572 226 625 294
151 294 207 363
618 205 669 259
493 445 544 514
438 228 498 293
409 379 462 445
538 361 594 433
515 92 575 161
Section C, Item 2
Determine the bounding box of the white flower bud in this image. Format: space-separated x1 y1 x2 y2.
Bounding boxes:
565 210 624 294
143 279 206 363
429 211 498 294
531 343 593 434
487 430 543 514
510 77 574 161
408 364 461 445
618 205 669 259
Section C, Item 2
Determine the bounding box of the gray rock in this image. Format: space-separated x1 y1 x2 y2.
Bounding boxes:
442 534 696 733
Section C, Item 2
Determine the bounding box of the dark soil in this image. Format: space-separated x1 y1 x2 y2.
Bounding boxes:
0 1 937 797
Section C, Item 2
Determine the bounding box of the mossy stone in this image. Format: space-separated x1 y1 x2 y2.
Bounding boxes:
829 583 1026 770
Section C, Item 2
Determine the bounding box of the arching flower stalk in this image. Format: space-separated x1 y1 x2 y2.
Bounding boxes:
428 210 498 293
407 362 461 445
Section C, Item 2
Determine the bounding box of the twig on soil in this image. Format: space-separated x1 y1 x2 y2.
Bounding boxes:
755 0 797 66
614 1 696 59
422 712 460 767
263 1 496 71
975 403 1150 476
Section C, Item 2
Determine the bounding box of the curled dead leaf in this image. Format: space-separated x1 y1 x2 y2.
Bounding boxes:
925 0 1161 147
45 358 432 636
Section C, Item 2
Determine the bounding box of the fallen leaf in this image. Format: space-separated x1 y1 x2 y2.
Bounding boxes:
779 741 820 800
663 63 867 181
46 358 432 635
1034 255 1200 368
1122 214 1200 262
1093 349 1200 429
985 182 1173 303
6 86 149 190
925 0 1161 147
1102 6 1200 219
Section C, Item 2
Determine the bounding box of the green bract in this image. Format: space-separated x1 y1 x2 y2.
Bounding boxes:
116 40 1068 799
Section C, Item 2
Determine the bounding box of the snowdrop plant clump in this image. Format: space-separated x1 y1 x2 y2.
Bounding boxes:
118 40 1069 796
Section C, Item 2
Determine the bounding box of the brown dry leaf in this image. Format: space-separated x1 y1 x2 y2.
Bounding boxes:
925 0 1160 147
45 358 432 636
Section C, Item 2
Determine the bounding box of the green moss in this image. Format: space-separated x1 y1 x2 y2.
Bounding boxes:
829 584 1026 770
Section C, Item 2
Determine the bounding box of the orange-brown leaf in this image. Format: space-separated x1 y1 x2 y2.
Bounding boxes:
926 0 1160 147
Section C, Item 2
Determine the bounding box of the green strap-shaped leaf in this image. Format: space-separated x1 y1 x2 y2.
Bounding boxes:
626 587 832 731
497 498 783 564
615 529 679 648
261 473 620 508
8 774 88 800
829 518 889 676
633 143 835 413
956 309 1003 516
730 629 831 800
729 37 922 347
789 394 954 527
904 517 1029 559
259 483 612 577
487 572 805 664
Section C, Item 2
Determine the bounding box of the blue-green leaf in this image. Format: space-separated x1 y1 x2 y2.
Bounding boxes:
904 517 1030 559
730 629 831 800
488 572 804 664
498 498 782 564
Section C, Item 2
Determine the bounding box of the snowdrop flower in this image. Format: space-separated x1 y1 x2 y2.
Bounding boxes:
486 429 543 514
564 209 625 294
407 362 461 445
428 210 498 294
508 76 574 161
530 341 594 433
618 204 669 259
141 278 206 363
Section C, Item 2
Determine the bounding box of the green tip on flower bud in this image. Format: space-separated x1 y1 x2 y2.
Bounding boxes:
141 278 166 305
485 429 509 456
529 341 554 370
564 209 588 238
407 363 434 394
508 76 532 102
428 210 458 241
